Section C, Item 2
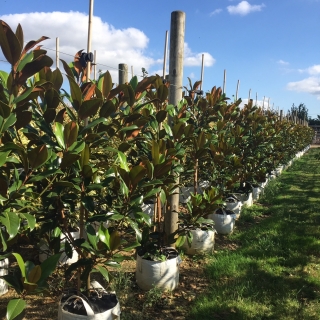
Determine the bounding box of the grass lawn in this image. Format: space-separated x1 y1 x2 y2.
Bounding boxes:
189 148 320 320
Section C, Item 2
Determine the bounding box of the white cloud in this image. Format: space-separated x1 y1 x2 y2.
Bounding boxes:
277 60 289 65
0 11 154 80
0 11 215 82
210 9 223 16
227 1 265 16
287 77 320 97
306 65 320 75
184 43 216 67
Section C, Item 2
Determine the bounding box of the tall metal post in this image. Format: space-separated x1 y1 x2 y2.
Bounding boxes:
280 110 283 122
166 11 185 243
248 88 251 101
119 64 128 84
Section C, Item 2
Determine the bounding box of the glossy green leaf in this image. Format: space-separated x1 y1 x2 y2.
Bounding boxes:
118 151 129 172
6 299 26 320
79 143 89 169
27 265 41 284
64 121 78 150
175 235 186 248
2 113 16 132
109 231 121 251
156 110 167 124
99 100 116 118
66 75 82 111
157 85 168 103
60 153 80 169
86 224 97 250
54 122 65 149
98 226 110 250
19 213 36 231
129 165 146 187
78 98 101 120
38 253 61 288
0 151 10 166
0 213 20 240
95 265 109 283
0 21 21 65
0 101 10 119
27 144 48 169
12 253 25 277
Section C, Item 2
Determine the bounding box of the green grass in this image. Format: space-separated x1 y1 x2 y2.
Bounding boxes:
189 149 320 320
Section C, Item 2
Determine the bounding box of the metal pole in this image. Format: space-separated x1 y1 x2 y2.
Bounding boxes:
166 11 185 243
280 110 283 122
86 0 94 82
236 80 240 100
163 30 169 80
119 64 128 84
223 69 226 94
255 93 258 107
248 88 251 101
200 54 204 90
56 37 59 69
93 50 96 80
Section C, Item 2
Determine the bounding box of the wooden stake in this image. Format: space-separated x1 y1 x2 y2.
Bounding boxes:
200 54 204 90
223 69 226 94
166 11 185 244
56 37 59 69
236 80 240 100
163 30 169 80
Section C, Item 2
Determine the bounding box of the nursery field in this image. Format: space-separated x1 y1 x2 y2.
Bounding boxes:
1 148 320 319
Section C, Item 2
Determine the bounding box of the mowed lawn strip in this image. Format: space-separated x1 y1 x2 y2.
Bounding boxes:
189 148 320 320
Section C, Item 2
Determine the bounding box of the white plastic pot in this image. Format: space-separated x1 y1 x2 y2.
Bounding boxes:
181 228 215 255
252 186 262 201
136 249 181 291
238 192 253 207
58 281 120 320
208 209 237 235
225 196 242 218
39 230 79 265
0 257 8 295
179 186 193 204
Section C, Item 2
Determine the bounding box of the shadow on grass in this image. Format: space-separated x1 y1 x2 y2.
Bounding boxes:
189 150 320 320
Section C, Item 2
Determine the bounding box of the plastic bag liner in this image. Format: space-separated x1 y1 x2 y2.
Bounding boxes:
0 257 8 296
58 281 120 320
136 247 181 291
209 209 237 235
181 228 215 255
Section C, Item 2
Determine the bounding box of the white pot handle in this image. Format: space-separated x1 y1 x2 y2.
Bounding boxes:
60 295 95 316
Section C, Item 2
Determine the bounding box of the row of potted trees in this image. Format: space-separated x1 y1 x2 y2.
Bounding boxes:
0 20 314 319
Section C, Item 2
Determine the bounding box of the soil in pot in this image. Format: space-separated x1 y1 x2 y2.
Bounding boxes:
58 281 120 319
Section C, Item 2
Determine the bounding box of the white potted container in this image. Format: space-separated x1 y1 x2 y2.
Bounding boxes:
136 247 181 291
0 257 8 295
225 196 242 218
39 229 79 265
181 228 215 255
208 209 237 235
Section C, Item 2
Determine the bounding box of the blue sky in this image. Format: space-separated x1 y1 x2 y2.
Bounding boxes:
1 0 320 118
